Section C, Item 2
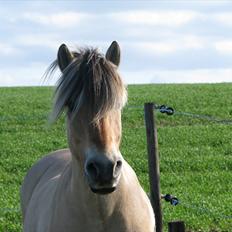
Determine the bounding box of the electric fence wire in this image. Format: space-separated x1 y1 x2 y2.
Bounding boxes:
125 104 232 125
1 104 232 219
161 194 232 220
179 201 232 220
1 201 231 221
1 104 232 125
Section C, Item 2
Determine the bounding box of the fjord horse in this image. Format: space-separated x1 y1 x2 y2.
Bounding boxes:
21 41 155 232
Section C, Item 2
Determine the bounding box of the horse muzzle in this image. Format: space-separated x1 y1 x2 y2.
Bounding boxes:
85 157 122 195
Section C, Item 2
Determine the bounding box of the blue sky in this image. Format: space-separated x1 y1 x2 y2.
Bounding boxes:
1 0 232 86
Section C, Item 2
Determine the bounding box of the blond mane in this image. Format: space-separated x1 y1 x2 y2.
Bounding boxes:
47 48 127 122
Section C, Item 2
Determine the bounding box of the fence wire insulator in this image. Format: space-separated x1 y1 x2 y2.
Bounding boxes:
156 105 175 116
161 194 179 206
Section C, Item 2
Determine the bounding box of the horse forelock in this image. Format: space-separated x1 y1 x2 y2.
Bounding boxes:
49 47 127 123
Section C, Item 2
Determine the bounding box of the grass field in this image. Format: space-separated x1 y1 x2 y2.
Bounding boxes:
0 83 232 231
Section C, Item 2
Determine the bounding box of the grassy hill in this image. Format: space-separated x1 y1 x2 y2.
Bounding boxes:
0 84 232 231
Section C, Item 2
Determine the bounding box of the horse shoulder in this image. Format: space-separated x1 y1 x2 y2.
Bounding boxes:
120 159 155 232
21 149 71 223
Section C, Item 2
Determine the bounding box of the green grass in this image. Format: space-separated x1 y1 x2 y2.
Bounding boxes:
0 84 232 231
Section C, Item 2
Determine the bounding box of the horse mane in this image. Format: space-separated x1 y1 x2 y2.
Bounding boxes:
47 47 127 122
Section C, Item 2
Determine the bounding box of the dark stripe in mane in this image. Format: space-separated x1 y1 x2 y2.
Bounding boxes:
47 47 127 122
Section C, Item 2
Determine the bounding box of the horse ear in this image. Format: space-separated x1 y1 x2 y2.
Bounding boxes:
105 41 120 67
57 44 74 71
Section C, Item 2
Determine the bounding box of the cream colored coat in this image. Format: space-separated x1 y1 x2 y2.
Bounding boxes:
21 149 155 232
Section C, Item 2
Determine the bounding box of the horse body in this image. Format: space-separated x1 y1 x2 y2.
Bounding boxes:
21 41 155 232
21 150 154 232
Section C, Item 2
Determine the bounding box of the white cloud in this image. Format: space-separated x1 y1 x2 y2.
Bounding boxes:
214 40 232 54
126 35 205 55
22 11 91 28
0 42 20 55
19 10 232 31
15 34 62 50
110 10 202 27
136 41 177 54
213 13 232 26
0 63 58 87
122 69 232 84
14 33 110 52
181 35 205 49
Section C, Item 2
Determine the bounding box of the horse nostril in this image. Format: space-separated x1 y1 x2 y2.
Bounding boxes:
114 160 122 178
116 160 122 169
86 162 99 180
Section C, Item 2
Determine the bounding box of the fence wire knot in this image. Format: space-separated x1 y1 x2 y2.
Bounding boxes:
161 194 179 206
155 105 175 116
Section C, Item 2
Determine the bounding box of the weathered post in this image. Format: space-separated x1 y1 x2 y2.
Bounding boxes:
144 102 162 232
168 221 185 232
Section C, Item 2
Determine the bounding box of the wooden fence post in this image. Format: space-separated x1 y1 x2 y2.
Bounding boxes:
168 221 185 232
144 102 162 232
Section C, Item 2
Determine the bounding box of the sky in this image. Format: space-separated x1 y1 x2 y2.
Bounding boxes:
1 0 232 86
